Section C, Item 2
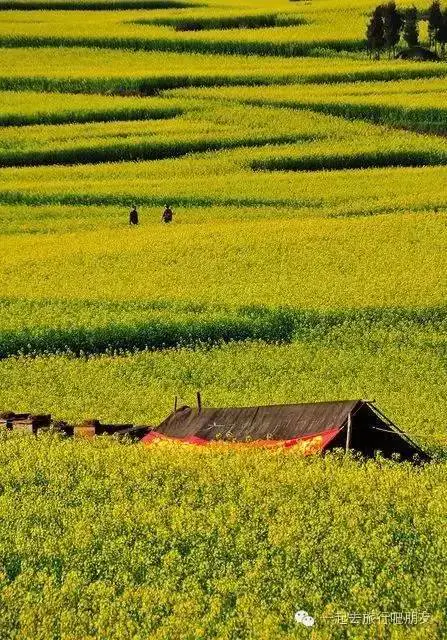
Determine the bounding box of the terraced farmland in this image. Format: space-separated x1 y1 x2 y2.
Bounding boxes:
0 0 446 637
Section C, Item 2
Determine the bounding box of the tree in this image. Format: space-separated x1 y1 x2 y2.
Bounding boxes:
403 6 419 48
438 9 447 55
366 5 386 59
383 1 403 57
428 0 443 51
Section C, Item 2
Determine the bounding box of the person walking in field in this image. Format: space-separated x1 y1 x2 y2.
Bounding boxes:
129 205 139 226
162 204 174 224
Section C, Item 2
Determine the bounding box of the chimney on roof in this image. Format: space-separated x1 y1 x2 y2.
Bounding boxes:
197 391 202 413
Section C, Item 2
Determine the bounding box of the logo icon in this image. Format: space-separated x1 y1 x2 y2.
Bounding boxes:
295 610 315 627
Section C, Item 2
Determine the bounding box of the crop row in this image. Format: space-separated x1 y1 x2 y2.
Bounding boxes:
1 0 194 8
2 0 425 59
0 212 445 311
0 91 184 127
2 296 447 358
3 203 361 236
8 142 446 172
1 137 446 213
0 102 333 167
3 109 447 169
6 200 446 236
0 132 307 168
2 47 446 96
182 79 447 135
0 299 297 357
0 3 366 57
7 101 447 169
284 101 447 135
0 0 436 58
251 150 447 172
133 12 306 31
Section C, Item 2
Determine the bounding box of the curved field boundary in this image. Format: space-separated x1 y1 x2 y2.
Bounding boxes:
0 0 198 9
0 133 310 168
3 67 447 96
0 299 446 358
251 150 447 173
0 190 300 208
0 74 303 95
0 106 182 127
0 305 296 357
275 101 447 137
220 94 447 137
0 34 363 57
131 14 307 32
0 196 444 220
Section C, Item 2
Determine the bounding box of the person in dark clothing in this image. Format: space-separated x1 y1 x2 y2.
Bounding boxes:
129 205 139 226
162 204 173 224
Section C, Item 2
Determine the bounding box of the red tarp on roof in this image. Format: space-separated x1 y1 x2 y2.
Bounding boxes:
141 427 340 454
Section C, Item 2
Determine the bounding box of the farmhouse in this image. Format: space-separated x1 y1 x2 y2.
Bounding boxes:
396 46 440 61
145 399 430 461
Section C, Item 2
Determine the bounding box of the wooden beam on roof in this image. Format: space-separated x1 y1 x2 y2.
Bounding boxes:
368 401 426 451
345 411 352 453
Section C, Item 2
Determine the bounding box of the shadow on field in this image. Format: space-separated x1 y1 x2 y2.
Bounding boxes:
2 67 446 96
0 34 364 58
0 0 199 9
1 298 446 358
0 299 295 358
0 134 310 169
131 14 307 31
251 150 447 172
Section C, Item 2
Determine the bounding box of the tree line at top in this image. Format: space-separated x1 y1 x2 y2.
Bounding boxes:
366 0 447 58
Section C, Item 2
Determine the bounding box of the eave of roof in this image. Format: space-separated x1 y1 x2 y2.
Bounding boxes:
157 399 364 441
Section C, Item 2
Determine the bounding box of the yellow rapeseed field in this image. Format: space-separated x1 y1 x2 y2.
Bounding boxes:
0 0 446 636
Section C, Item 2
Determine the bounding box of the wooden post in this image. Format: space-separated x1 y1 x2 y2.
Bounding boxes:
174 396 178 412
197 391 202 413
345 412 352 453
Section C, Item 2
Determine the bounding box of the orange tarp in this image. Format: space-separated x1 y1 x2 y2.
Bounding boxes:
141 427 340 454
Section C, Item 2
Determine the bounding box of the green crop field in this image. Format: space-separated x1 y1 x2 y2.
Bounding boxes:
0 0 446 636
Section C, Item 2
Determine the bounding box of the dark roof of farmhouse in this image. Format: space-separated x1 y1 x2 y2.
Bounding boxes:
157 399 362 440
396 46 440 61
156 399 430 461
